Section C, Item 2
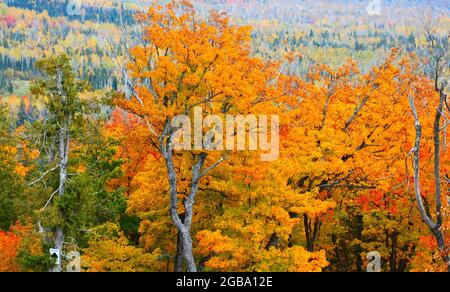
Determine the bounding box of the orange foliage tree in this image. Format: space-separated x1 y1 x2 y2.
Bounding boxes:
110 1 448 273
115 0 309 271
0 224 24 272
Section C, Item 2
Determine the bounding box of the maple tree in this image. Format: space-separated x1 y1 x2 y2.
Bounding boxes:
0 223 52 272
0 225 22 272
116 0 284 272
81 223 163 272
113 1 450 273
106 109 154 199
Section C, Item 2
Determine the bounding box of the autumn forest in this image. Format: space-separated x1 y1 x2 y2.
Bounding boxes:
0 0 449 274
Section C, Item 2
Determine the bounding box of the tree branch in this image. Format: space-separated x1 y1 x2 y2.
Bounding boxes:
408 94 436 230
28 165 60 186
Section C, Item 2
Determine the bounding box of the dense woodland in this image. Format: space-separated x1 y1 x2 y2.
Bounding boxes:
0 0 449 272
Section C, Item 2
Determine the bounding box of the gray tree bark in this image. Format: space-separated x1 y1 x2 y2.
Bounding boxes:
160 121 216 272
409 91 449 272
52 69 70 272
174 231 184 272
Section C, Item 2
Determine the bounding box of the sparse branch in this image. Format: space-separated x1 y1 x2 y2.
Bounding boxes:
201 156 225 178
28 165 59 186
344 95 369 132
320 74 336 130
41 189 59 211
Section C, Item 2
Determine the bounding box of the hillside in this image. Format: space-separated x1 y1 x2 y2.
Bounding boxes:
1 0 447 98
0 0 449 274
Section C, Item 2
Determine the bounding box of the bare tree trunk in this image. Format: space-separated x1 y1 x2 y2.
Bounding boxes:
53 227 64 272
161 123 194 272
160 121 212 272
433 88 449 271
436 231 450 272
163 148 199 272
174 230 184 272
303 214 322 252
179 231 197 272
52 69 70 272
303 214 313 252
433 89 444 230
52 126 69 272
409 93 449 272
420 13 449 271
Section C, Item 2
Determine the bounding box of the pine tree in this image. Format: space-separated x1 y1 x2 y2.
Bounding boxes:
30 54 88 272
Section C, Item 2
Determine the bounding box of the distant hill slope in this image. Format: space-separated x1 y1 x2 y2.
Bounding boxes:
5 0 449 26
191 0 449 26
5 0 136 24
0 0 448 97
